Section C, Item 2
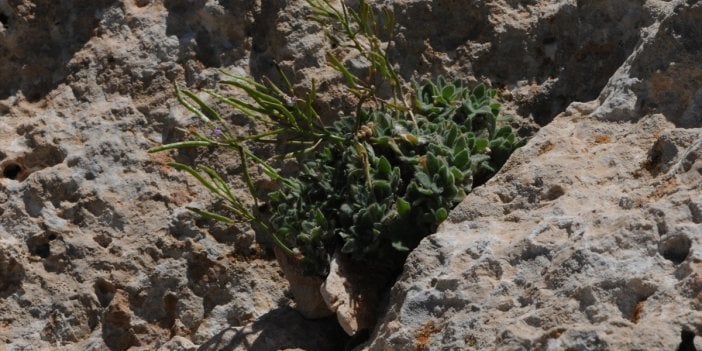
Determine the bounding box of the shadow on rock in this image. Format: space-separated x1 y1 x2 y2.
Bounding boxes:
198 306 348 351
386 0 655 125
0 0 117 101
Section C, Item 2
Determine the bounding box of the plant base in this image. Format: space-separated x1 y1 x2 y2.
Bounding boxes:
320 252 390 336
274 247 334 319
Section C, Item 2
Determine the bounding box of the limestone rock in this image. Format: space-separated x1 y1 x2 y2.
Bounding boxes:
320 252 387 336
0 0 298 349
366 2 702 349
157 336 197 351
274 247 333 319
368 109 702 349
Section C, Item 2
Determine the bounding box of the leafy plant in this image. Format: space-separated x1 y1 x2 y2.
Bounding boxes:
150 0 525 277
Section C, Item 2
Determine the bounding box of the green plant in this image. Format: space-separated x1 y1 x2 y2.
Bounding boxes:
265 77 524 275
150 0 525 277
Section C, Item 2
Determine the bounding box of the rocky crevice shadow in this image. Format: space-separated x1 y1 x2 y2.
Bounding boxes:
164 0 254 71
595 2 702 128
0 0 117 101
247 0 328 89
365 2 702 349
384 0 656 125
197 307 349 351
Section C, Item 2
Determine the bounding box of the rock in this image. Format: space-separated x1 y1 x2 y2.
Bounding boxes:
0 241 24 295
368 110 702 350
383 0 665 126
197 306 348 351
366 2 702 348
103 289 139 350
0 0 296 348
157 336 197 351
320 252 387 336
274 247 333 319
594 2 702 128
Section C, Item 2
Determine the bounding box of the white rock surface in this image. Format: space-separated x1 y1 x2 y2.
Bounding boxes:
369 109 702 350
367 2 702 349
0 0 322 349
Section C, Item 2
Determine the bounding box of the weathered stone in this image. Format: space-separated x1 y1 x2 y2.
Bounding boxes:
0 242 24 295
274 247 333 319
157 336 197 351
103 290 139 350
320 252 387 336
0 0 296 348
366 3 702 347
368 111 702 350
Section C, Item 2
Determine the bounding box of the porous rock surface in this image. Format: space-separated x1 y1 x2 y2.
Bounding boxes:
367 1 702 350
0 0 701 350
0 0 336 350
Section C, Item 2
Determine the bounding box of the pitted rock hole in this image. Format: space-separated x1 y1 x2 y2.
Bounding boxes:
93 233 112 248
94 279 117 308
659 234 692 264
646 135 680 176
24 144 67 168
162 292 178 324
509 240 551 265
27 234 58 259
1 145 67 182
32 243 50 258
689 200 702 224
645 130 699 177
543 185 565 201
0 0 117 101
678 330 696 351
2 162 22 180
596 279 657 321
